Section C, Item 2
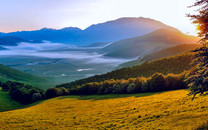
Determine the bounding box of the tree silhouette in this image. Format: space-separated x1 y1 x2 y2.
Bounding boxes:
187 0 208 99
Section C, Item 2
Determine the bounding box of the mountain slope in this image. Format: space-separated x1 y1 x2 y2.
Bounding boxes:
82 17 179 43
117 44 202 68
2 17 181 45
0 64 46 83
0 90 207 129
102 29 200 58
0 37 28 46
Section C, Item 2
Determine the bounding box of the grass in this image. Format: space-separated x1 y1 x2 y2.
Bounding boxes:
58 92 159 100
0 87 45 112
0 88 24 112
0 89 208 129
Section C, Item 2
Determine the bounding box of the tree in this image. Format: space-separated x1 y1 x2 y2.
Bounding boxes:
149 73 165 92
186 0 208 99
45 87 61 99
188 0 208 44
127 83 136 93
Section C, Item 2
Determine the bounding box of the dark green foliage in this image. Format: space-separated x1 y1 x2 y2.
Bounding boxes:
2 81 45 104
127 83 137 93
60 87 69 95
165 73 187 90
186 47 208 99
65 73 187 96
149 73 165 92
45 87 61 99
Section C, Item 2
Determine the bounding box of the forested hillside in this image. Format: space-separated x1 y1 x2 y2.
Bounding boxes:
57 53 194 89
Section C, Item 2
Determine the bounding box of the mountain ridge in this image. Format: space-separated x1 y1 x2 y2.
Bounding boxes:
102 29 200 58
0 17 182 45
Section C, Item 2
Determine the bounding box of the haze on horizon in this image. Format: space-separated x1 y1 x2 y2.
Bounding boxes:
0 0 197 35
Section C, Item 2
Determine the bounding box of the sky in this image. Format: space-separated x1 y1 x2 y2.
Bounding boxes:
0 0 198 35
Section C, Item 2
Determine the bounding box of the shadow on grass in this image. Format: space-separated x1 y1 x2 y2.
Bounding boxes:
58 92 163 101
197 123 208 130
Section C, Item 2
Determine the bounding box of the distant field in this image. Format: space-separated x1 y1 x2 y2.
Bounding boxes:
0 90 207 129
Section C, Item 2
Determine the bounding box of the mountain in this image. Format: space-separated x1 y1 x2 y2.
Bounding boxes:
81 17 179 44
102 29 200 58
2 17 181 45
0 36 29 46
117 44 202 69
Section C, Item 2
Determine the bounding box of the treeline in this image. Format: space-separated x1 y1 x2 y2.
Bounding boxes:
45 73 187 97
0 72 188 104
56 53 194 89
0 81 70 104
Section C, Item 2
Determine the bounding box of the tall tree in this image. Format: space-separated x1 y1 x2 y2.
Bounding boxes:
188 0 208 44
186 0 208 100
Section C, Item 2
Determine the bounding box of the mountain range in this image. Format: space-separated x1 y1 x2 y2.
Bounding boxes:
0 17 182 45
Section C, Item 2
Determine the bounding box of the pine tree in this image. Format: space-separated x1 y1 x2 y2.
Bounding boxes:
186 0 208 99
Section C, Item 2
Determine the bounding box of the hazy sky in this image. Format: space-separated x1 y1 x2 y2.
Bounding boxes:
0 0 198 35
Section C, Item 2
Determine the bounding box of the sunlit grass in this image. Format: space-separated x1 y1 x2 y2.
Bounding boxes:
0 89 208 129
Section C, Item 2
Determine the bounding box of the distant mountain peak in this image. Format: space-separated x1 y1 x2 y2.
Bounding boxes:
40 27 56 31
60 27 82 31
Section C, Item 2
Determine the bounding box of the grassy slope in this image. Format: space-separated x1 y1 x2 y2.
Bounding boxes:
0 88 24 112
118 44 201 69
0 90 207 129
0 64 51 89
0 64 46 82
102 29 200 58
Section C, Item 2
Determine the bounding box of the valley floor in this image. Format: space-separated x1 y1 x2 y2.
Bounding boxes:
0 90 208 129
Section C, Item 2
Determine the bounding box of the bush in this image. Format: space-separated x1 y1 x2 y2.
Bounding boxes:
32 93 42 101
149 73 165 92
127 83 136 93
46 87 61 99
60 87 69 95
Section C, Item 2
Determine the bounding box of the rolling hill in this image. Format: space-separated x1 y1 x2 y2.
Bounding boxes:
117 44 202 69
2 17 181 45
0 89 207 129
0 64 47 84
102 29 200 58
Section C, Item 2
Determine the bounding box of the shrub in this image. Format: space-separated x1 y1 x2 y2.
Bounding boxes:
60 87 69 95
127 83 136 93
32 93 42 101
149 73 165 92
46 87 61 99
